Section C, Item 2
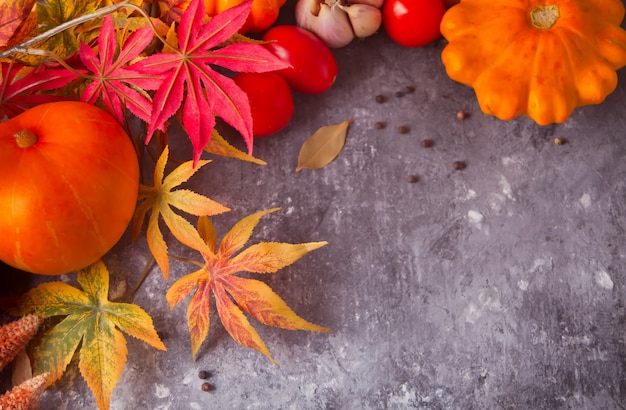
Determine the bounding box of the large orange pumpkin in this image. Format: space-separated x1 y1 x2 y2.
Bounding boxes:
0 101 140 275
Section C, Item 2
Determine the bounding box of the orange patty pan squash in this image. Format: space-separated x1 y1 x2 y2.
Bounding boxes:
440 0 626 125
0 101 140 275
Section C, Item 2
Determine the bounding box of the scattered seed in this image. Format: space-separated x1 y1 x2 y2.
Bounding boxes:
374 121 385 129
456 111 469 120
397 125 409 134
404 86 416 94
554 137 566 145
421 139 434 148
406 175 419 183
201 382 212 392
395 91 405 98
198 370 210 379
453 161 466 170
375 95 387 103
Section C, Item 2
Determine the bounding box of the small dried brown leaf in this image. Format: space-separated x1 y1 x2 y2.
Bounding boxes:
296 119 354 172
11 349 32 387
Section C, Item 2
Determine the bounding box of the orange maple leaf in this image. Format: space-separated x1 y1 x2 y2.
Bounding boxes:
132 146 230 279
166 208 330 363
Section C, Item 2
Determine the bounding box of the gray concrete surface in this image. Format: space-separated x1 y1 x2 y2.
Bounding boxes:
2 7 626 410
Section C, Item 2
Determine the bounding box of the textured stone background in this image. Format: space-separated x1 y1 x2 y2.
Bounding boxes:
2 3 626 409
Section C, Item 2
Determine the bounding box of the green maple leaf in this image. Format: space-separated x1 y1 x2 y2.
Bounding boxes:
11 260 167 410
35 0 103 61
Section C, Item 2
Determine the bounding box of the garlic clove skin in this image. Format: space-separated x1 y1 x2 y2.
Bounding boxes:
340 3 382 38
295 0 321 32
296 0 355 48
346 0 384 9
316 2 355 47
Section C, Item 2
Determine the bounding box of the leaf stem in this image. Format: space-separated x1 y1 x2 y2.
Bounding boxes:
0 0 176 62
0 1 132 61
169 254 205 268
116 256 156 301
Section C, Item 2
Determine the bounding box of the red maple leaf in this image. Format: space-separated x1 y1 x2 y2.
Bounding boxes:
133 0 289 165
0 61 77 119
79 15 160 125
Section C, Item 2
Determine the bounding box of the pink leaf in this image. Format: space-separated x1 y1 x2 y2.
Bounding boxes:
132 0 289 166
79 15 158 125
0 62 78 118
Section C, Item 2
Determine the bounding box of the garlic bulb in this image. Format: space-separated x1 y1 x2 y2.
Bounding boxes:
346 0 383 9
295 0 383 48
339 3 382 38
315 2 355 48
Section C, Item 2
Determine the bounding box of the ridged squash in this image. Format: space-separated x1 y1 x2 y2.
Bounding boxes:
440 0 626 125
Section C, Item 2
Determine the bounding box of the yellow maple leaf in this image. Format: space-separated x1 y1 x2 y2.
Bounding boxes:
10 260 167 410
132 145 230 279
166 208 330 363
204 129 266 165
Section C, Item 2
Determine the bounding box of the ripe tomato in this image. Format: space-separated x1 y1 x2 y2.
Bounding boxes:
262 26 338 95
234 72 294 138
382 0 446 47
0 102 139 275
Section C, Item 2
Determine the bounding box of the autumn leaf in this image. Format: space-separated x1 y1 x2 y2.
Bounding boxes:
10 260 167 410
132 146 231 279
158 0 191 25
166 208 330 363
204 129 267 165
132 0 289 165
79 14 160 125
296 118 354 171
0 0 37 51
0 61 78 118
36 0 104 61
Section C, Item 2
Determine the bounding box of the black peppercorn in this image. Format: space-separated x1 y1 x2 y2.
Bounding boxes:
198 370 210 379
453 161 466 170
397 125 409 134
456 111 469 120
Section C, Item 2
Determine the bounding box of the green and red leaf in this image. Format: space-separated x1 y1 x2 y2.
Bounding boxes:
11 260 166 410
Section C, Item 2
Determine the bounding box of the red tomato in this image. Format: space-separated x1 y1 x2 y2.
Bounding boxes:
262 26 338 95
382 0 446 47
234 72 294 138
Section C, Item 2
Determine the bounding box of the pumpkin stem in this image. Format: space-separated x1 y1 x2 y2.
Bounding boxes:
531 5 559 29
14 130 38 148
